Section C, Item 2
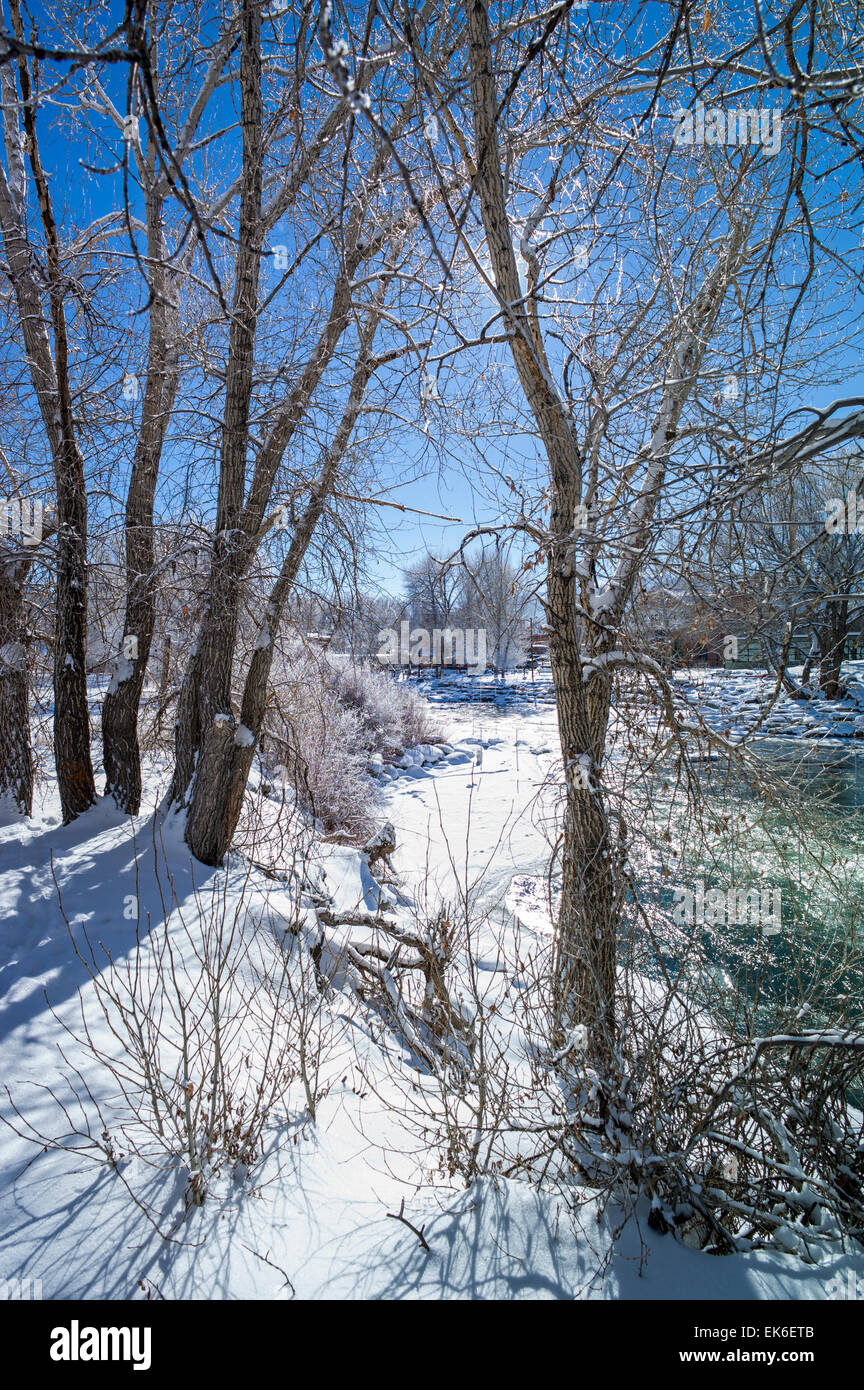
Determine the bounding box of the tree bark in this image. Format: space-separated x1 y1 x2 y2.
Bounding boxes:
168 0 264 813
102 15 184 814
465 0 744 1069
0 548 34 814
466 0 619 1063
184 306 383 864
818 599 847 699
4 3 96 821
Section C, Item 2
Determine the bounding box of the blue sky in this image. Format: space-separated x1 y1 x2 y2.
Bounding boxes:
8 0 864 602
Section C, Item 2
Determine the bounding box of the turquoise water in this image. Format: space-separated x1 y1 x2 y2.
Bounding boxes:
434 682 864 1028
637 739 864 1035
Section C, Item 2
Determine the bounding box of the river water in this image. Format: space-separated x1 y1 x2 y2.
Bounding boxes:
415 683 864 1030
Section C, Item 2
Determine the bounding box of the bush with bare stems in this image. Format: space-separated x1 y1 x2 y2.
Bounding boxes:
2 833 347 1222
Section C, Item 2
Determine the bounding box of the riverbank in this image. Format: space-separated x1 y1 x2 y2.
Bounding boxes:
2 705 863 1299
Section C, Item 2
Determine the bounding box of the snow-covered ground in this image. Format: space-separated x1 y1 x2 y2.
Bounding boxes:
2 700 863 1300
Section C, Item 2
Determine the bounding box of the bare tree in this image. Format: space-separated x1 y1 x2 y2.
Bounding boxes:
0 0 98 821
363 0 864 1090
163 2 446 863
0 487 55 814
98 0 225 813
459 543 532 672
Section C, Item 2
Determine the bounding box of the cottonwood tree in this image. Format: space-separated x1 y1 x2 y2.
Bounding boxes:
162 0 451 864
0 482 55 814
337 0 864 1093
0 318 57 814
459 544 533 672
0 0 442 842
404 554 463 635
745 457 864 698
0 0 102 821
0 0 196 818
95 4 228 815
184 292 393 863
448 3 755 1074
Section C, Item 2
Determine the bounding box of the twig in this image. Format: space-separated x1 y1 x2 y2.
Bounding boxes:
386 1197 431 1253
331 489 462 523
239 1242 296 1297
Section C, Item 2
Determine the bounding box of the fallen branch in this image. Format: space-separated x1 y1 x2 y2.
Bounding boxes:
239 1242 296 1297
386 1197 431 1253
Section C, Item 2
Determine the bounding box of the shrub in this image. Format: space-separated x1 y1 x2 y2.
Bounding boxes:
263 647 442 838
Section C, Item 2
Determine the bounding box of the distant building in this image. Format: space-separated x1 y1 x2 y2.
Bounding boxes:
526 632 550 668
726 632 864 669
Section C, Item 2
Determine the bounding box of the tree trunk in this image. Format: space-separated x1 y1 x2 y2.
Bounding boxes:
184 310 383 864
169 0 264 817
0 551 33 814
5 1 96 822
800 631 819 686
52 437 96 822
102 19 183 814
818 600 847 699
186 491 332 864
183 711 240 865
466 0 619 1067
547 562 619 1053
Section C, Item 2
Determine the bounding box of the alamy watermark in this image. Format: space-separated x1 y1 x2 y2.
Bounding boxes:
672 102 782 157
826 1270 863 1300
672 880 782 935
377 622 487 673
824 487 864 534
0 496 45 546
0 1275 42 1299
50 1321 151 1371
